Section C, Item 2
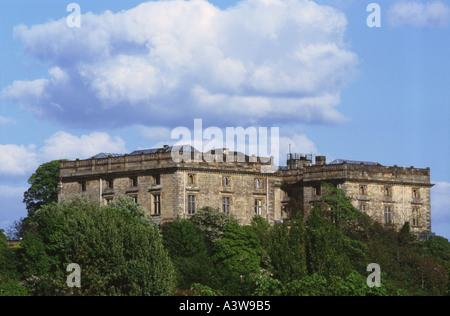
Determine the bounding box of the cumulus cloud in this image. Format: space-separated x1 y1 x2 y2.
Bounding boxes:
0 131 127 178
2 0 357 129
0 144 38 177
388 1 450 28
39 131 127 160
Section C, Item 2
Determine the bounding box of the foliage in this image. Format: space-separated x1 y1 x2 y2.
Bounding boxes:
212 222 262 277
306 208 352 278
18 196 176 296
267 216 307 283
23 160 66 217
189 206 238 249
7 178 450 296
0 229 28 296
161 217 207 259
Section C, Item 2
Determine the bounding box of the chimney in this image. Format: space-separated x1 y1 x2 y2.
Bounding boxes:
315 156 326 166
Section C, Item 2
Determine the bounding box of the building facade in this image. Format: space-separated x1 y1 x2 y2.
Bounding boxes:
59 146 433 234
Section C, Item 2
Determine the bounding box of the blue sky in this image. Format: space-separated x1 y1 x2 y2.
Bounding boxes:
0 0 449 239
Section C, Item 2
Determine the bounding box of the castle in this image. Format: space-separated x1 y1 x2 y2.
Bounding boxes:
58 145 433 234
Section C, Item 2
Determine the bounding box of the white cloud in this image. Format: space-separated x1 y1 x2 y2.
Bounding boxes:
0 131 127 178
39 131 127 160
388 1 450 28
0 144 38 177
3 0 358 128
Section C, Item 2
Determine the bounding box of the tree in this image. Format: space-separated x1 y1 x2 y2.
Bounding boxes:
23 160 66 217
306 208 352 279
189 207 237 249
161 217 207 259
267 215 307 283
313 182 361 226
19 196 176 296
212 222 262 277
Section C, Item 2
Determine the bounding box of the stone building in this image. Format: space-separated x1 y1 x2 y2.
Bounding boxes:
280 155 433 234
58 146 433 234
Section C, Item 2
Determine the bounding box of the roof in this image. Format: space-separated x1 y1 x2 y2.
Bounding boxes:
90 153 124 159
329 159 381 166
129 145 198 155
89 145 199 159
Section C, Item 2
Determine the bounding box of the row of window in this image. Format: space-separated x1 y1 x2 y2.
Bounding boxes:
79 175 161 192
80 175 265 191
104 194 264 217
359 185 421 198
359 204 421 226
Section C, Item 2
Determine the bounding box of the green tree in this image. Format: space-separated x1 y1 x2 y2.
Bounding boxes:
267 215 307 283
212 222 262 277
313 182 361 226
0 229 28 296
23 160 66 217
189 207 237 249
19 196 176 296
161 217 207 259
306 208 352 279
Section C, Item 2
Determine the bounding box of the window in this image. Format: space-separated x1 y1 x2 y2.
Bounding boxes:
359 185 367 195
384 206 392 224
255 179 262 189
188 195 196 215
412 208 420 226
359 204 368 214
384 186 392 197
153 194 161 215
80 181 87 192
223 177 231 187
255 199 263 216
153 174 161 185
104 197 113 205
222 197 231 214
107 179 114 189
131 176 138 187
130 195 138 204
188 174 196 185
313 185 321 196
412 188 420 199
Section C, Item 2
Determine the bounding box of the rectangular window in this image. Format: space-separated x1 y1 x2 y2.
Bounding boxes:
384 206 392 224
153 174 161 185
412 208 420 226
255 179 262 189
129 195 138 204
313 185 321 196
412 188 420 199
384 186 392 197
222 197 231 214
108 179 114 189
131 177 138 187
359 204 367 214
153 194 161 215
359 185 367 195
80 181 87 192
255 199 263 216
188 195 196 215
188 174 196 185
223 177 230 187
